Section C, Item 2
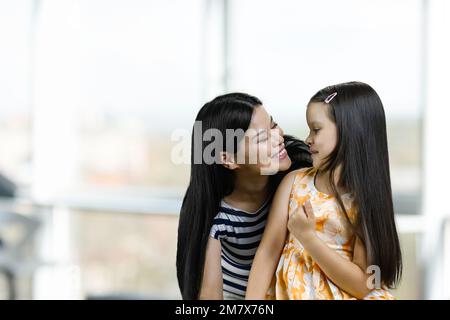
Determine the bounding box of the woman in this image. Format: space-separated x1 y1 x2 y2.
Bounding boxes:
176 92 311 299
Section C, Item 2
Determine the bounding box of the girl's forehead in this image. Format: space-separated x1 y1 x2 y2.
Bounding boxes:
307 102 329 120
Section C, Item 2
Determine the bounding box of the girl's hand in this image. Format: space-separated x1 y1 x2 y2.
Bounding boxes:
287 200 316 243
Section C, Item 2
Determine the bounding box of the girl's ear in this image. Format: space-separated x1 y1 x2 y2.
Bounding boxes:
220 151 239 170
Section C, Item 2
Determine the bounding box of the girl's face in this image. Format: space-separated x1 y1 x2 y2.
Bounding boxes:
235 106 291 175
305 102 338 169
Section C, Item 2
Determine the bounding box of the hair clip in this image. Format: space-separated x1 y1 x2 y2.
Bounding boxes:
324 92 337 103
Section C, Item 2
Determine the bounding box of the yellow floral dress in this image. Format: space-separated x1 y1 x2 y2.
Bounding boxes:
266 167 395 300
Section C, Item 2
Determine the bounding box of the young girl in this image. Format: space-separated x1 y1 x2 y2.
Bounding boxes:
246 82 402 300
176 93 312 300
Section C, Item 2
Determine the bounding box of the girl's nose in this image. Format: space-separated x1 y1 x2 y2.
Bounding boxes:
305 135 312 146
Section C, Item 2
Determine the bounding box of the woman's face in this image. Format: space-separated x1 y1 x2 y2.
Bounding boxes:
305 102 338 169
235 105 291 175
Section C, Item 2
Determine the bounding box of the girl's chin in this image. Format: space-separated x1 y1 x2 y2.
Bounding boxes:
312 159 321 169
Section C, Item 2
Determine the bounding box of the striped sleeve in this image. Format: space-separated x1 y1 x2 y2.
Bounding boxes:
209 214 227 240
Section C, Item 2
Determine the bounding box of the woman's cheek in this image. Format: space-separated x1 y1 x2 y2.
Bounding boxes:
238 139 254 165
244 144 258 165
255 144 270 166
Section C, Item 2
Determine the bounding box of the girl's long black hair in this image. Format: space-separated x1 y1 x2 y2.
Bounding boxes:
309 81 402 288
176 93 311 299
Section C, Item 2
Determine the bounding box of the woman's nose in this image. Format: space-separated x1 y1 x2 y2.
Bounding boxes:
271 130 283 146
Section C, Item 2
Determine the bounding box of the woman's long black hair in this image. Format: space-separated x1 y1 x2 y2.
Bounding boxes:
176 93 311 299
309 81 402 288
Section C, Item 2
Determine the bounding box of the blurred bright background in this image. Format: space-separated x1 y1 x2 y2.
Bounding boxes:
0 0 449 300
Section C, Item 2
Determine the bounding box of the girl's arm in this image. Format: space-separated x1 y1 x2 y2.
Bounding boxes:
288 201 371 299
245 170 298 299
199 237 223 299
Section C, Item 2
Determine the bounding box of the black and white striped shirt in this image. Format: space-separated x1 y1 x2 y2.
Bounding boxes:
209 198 271 299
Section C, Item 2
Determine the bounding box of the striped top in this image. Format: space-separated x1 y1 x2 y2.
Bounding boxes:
209 198 271 299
